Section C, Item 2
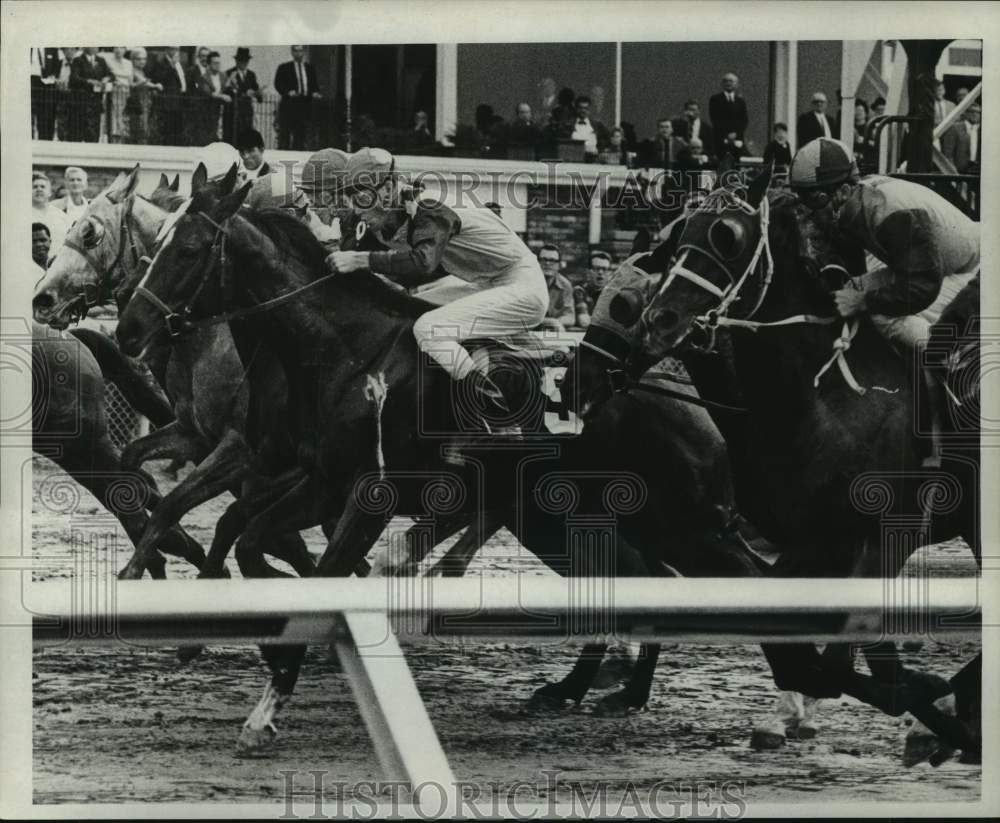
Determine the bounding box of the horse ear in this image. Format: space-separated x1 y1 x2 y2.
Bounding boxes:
216 163 239 197
107 164 141 203
213 182 253 221
747 162 773 209
630 226 651 255
157 173 169 189
191 163 208 194
170 174 180 192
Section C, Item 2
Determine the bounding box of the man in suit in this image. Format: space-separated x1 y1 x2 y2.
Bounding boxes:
150 46 189 145
674 99 715 153
30 47 63 140
941 102 981 173
931 79 956 150
224 47 261 143
274 45 321 150
190 51 230 144
797 92 836 147
554 95 610 160
708 72 749 158
640 117 686 169
68 47 112 142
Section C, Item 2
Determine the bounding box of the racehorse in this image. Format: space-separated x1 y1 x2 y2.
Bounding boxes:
32 321 206 577
622 169 981 761
113 183 758 750
33 165 316 581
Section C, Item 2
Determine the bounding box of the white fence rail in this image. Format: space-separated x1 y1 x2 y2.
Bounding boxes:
27 576 983 807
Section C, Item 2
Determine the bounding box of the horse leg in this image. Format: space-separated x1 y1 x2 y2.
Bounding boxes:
528 643 608 711
903 652 982 767
374 511 474 577
593 643 662 717
117 428 250 579
428 509 506 577
119 420 205 473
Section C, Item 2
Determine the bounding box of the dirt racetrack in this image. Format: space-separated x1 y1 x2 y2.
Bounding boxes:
32 456 982 806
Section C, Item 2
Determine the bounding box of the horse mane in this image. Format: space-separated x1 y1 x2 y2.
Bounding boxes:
243 208 436 318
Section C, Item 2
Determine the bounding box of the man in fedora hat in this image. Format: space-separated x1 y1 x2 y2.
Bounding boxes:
224 47 262 142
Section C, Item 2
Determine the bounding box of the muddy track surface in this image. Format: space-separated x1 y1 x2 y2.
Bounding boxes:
32 457 982 805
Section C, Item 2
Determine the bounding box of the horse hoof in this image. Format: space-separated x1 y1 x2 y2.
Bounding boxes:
177 645 203 664
903 730 941 767
750 722 787 751
525 686 573 714
235 723 276 756
593 690 641 718
794 722 819 740
117 564 144 580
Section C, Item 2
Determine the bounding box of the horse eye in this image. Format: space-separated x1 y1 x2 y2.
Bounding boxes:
709 219 746 260
83 219 105 248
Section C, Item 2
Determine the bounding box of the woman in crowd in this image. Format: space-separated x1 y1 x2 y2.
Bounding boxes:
102 46 132 143
126 47 162 145
853 99 870 166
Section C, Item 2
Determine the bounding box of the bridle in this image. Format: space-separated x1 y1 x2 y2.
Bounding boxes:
132 210 343 338
61 195 146 314
662 192 773 352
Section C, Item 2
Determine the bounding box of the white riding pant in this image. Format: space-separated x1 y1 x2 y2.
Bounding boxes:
412 261 549 380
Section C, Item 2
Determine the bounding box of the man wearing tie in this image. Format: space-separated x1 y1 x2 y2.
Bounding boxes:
932 80 955 150
68 47 112 142
30 48 62 140
941 102 981 174
274 45 321 150
796 92 836 147
708 72 749 158
641 118 685 169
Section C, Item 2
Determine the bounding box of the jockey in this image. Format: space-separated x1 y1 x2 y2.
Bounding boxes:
243 156 342 247
298 148 351 240
790 137 980 461
196 141 246 185
325 147 549 423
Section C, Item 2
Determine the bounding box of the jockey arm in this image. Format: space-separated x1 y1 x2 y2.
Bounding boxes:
367 205 461 288
860 209 944 317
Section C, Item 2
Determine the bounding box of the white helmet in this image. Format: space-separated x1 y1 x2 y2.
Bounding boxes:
195 142 243 182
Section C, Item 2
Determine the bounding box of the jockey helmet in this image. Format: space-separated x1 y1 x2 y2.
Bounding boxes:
245 172 309 213
196 141 244 182
344 147 396 196
299 148 351 197
789 138 859 191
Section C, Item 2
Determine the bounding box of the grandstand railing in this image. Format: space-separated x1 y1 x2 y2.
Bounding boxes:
27 576 982 807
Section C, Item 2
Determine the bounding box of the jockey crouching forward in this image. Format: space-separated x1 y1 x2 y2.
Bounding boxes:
790 137 979 462
325 148 550 428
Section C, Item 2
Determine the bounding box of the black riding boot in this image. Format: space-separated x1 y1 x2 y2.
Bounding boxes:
454 370 512 433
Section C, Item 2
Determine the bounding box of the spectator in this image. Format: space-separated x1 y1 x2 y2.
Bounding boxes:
30 48 63 140
187 46 211 91
192 51 230 143
574 250 613 327
641 117 686 168
32 172 70 250
955 87 970 104
676 136 713 173
537 77 557 123
852 100 870 164
53 166 90 225
597 126 629 165
411 109 434 147
504 102 542 156
870 96 887 119
32 222 52 273
675 99 715 152
550 87 576 124
797 91 835 146
717 130 746 172
538 244 575 329
932 79 955 128
101 47 132 143
126 47 161 144
68 47 112 142
941 102 981 174
762 122 792 168
274 45 321 150
551 95 609 161
236 129 271 180
150 46 188 145
224 47 261 143
708 72 749 157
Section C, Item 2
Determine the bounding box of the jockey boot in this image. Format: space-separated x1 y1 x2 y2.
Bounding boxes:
454 369 512 433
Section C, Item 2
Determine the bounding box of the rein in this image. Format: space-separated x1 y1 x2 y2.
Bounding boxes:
133 212 343 338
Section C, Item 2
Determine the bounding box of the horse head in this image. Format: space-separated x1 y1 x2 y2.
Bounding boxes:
639 166 775 359
561 232 678 418
116 175 251 358
33 165 145 328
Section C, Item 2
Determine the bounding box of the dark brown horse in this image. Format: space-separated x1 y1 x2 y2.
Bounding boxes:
626 171 980 761
113 185 754 751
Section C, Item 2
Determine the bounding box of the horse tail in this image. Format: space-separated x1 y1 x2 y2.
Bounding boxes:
67 327 175 428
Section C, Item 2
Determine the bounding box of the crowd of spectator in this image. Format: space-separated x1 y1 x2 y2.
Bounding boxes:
30 46 325 149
